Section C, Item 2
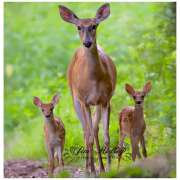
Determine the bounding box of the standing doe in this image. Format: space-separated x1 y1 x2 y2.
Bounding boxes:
117 81 152 167
59 3 116 174
33 94 65 176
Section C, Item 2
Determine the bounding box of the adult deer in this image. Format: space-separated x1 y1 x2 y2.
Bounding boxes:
59 3 116 174
117 81 152 167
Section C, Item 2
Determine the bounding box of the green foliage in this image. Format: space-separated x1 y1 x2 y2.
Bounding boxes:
4 2 176 174
54 170 71 178
99 167 150 178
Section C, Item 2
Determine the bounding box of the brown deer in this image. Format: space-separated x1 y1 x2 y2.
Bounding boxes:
58 3 116 174
33 94 65 176
117 81 152 167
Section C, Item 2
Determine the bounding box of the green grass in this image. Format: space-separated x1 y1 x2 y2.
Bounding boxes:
4 2 176 175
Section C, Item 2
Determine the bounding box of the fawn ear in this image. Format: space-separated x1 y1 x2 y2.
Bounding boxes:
125 83 135 96
96 3 110 23
59 5 79 25
52 94 60 106
143 81 152 95
33 97 42 107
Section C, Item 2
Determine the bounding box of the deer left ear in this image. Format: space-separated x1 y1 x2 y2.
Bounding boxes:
96 3 110 23
52 94 60 106
143 81 152 95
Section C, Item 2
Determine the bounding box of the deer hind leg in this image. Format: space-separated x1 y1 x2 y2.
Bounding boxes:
136 145 142 159
140 135 147 158
93 105 105 173
57 145 64 168
117 133 126 168
102 104 111 171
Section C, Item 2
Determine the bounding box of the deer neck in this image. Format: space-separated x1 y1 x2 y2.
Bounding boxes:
134 104 144 122
83 42 104 76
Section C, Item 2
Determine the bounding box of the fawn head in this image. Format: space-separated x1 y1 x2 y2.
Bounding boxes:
59 3 110 48
33 94 60 119
125 81 152 105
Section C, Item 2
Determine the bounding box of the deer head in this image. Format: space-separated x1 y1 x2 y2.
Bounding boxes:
59 3 110 48
33 94 60 119
125 81 152 105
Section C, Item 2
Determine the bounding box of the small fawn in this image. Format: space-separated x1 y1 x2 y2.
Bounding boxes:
117 81 152 166
33 94 65 176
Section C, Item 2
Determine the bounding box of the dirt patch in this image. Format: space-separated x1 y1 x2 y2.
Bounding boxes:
4 159 85 178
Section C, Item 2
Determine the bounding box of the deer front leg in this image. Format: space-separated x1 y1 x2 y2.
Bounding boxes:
83 104 96 175
93 105 105 173
130 135 140 161
47 146 55 177
74 98 89 173
102 104 111 171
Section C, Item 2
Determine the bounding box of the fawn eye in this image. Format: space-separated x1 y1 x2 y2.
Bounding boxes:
133 95 136 99
42 109 45 112
92 25 96 30
50 108 53 111
77 26 81 31
141 95 144 98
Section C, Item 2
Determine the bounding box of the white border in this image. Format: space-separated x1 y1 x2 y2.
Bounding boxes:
1 0 178 179
0 1 4 179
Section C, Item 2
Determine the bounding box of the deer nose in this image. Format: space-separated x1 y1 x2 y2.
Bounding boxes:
83 41 92 48
136 101 141 104
46 114 51 118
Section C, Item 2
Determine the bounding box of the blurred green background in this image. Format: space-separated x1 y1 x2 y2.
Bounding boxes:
4 2 176 169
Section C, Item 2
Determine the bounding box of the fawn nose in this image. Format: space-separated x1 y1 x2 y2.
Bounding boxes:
83 41 92 48
136 101 141 104
46 114 51 118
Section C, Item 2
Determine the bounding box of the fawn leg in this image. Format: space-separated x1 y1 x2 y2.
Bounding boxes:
93 105 105 172
130 135 139 161
117 134 126 168
48 146 55 176
141 135 147 158
102 104 111 171
136 146 142 159
57 146 64 167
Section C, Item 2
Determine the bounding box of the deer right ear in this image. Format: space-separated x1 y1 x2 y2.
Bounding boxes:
143 81 152 95
52 94 60 106
59 5 79 25
33 97 42 107
96 3 110 23
125 84 135 96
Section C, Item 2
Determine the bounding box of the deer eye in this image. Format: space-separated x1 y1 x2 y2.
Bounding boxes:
141 95 144 98
42 109 45 112
77 26 81 31
133 95 136 99
50 108 53 111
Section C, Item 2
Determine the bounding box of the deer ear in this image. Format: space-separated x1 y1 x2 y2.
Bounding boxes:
125 84 135 96
33 97 42 107
52 94 60 106
59 5 79 25
96 3 110 23
143 81 152 95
